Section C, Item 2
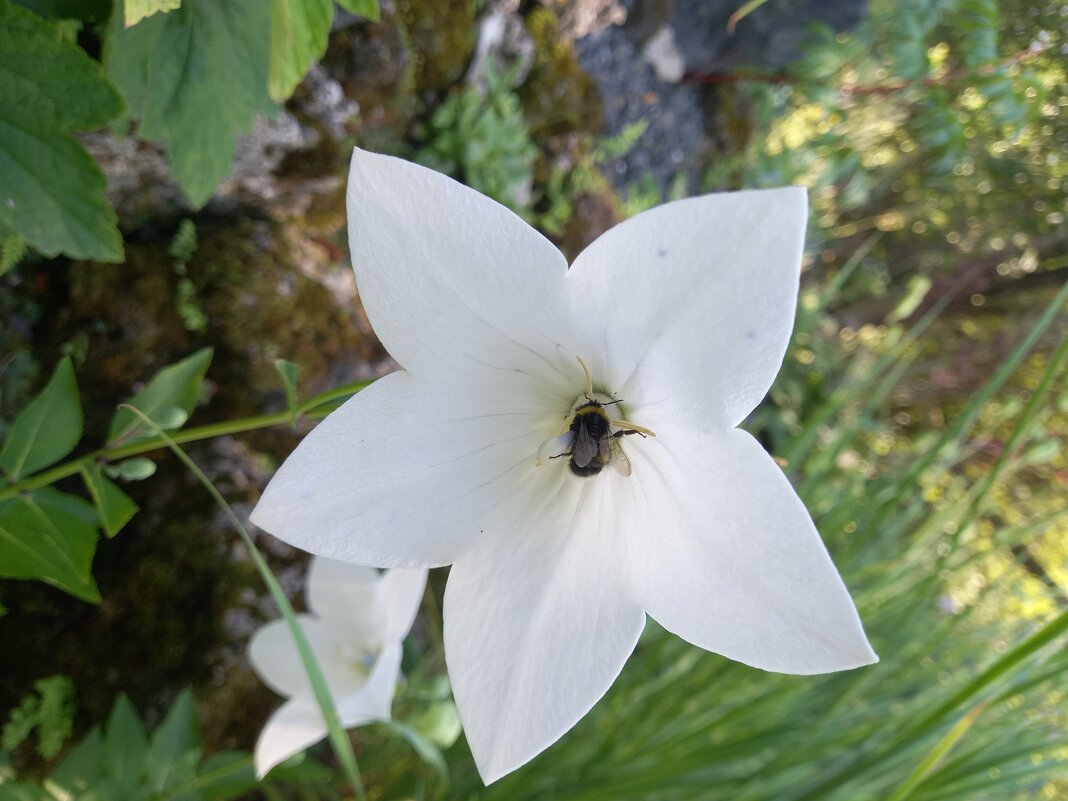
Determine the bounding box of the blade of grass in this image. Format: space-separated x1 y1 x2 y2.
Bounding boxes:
119 404 368 801
865 279 1068 529
783 274 958 467
883 703 986 801
909 605 1068 735
953 326 1068 537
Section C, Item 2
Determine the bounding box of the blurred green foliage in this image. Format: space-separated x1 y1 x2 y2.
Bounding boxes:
1 676 74 760
0 0 124 262
0 690 344 800
0 0 380 262
714 0 1065 289
414 65 537 215
0 0 1065 799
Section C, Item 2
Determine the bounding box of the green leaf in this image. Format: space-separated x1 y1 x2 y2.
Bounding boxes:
0 488 99 602
30 675 76 759
1 690 40 752
0 0 124 261
0 783 54 801
145 690 200 793
0 357 81 481
124 0 180 27
336 0 379 22
107 347 213 444
184 752 256 800
81 464 138 538
0 229 26 276
105 0 274 207
10 1 112 22
49 726 105 797
274 358 299 425
104 695 148 794
408 699 462 748
268 0 334 102
104 457 157 482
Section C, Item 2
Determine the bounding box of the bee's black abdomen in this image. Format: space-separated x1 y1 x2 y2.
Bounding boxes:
568 402 612 478
569 459 604 477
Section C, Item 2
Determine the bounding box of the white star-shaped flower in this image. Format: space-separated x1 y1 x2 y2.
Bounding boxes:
247 556 427 777
251 149 877 783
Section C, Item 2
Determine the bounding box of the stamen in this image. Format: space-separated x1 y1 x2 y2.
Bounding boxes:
576 355 594 399
610 419 656 438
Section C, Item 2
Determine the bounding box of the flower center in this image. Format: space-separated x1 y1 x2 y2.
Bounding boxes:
535 357 655 478
336 642 377 680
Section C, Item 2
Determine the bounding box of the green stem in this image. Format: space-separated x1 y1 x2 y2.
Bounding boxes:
0 379 373 503
121 405 369 801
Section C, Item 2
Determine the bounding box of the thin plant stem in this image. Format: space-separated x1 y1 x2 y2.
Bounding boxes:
0 379 373 502
119 404 369 801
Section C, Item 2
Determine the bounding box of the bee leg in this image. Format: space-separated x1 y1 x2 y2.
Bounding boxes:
610 420 656 438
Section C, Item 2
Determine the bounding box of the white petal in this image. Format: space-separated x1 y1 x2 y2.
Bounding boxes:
306 557 381 644
444 472 646 783
630 426 877 673
254 697 328 778
251 370 556 569
249 615 335 698
566 187 807 429
347 148 574 390
377 569 428 640
337 642 404 726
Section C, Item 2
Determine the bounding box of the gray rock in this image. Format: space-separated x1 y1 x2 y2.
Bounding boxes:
666 0 868 74
575 24 705 198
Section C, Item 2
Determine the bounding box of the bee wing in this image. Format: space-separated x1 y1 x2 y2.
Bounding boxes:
608 438 632 477
572 423 599 469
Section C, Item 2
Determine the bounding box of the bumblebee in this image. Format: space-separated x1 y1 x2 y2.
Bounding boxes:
564 400 643 477
536 357 655 478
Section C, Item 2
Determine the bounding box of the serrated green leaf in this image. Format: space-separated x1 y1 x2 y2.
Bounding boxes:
106 0 274 207
0 1 124 262
125 0 180 27
146 690 200 794
0 357 81 481
81 463 138 538
104 457 156 482
107 347 213 444
104 695 149 794
0 488 99 602
269 0 334 102
336 0 379 22
31 675 75 759
0 229 26 276
36 486 97 523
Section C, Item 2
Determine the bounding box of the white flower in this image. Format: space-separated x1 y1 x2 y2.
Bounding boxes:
251 149 877 783
247 556 427 777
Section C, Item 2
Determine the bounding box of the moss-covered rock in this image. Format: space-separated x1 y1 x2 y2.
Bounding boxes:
520 7 603 139
323 9 418 151
396 0 476 92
